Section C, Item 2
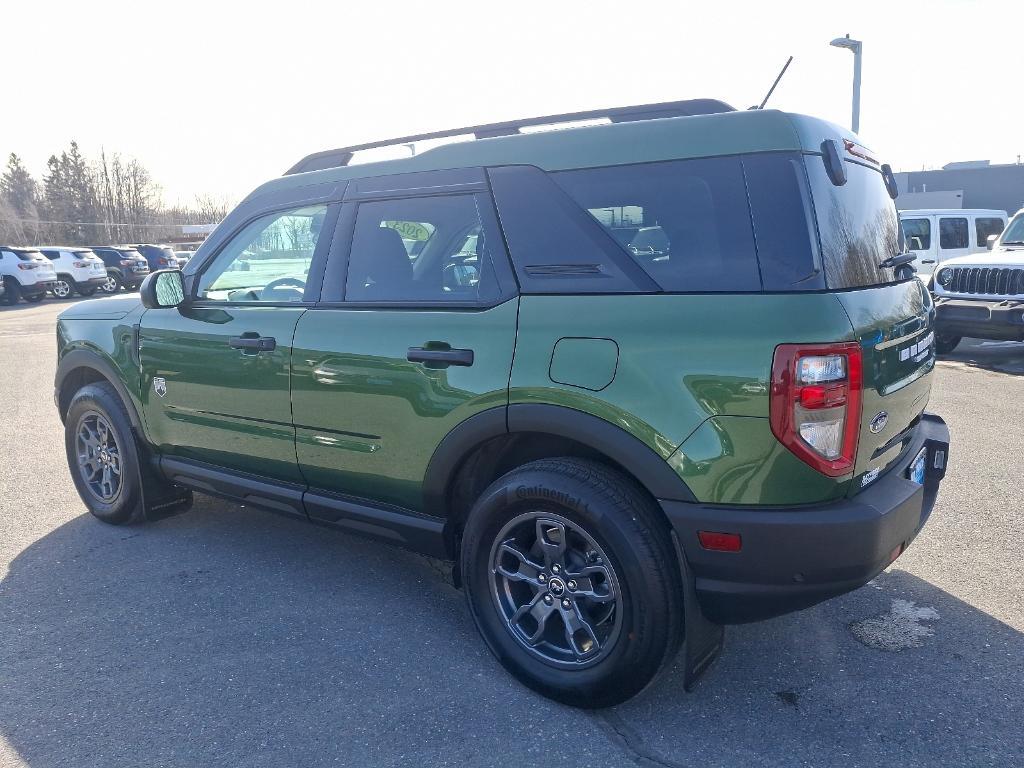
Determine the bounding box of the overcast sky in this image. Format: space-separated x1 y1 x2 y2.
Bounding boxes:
6 0 1022 208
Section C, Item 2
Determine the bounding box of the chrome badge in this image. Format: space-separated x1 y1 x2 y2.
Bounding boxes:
869 410 888 434
153 377 168 398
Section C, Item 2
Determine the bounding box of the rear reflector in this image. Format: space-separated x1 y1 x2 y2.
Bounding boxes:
698 531 742 552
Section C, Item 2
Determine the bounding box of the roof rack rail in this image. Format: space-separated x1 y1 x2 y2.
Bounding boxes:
284 98 735 176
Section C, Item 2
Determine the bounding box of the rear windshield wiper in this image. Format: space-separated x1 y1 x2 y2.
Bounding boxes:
878 252 917 270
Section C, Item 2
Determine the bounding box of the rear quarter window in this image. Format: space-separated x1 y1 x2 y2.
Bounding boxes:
551 157 762 292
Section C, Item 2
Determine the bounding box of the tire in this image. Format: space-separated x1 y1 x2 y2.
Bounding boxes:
935 333 961 355
2 278 22 304
52 276 75 299
100 273 122 294
23 292 45 303
461 458 684 708
64 381 144 525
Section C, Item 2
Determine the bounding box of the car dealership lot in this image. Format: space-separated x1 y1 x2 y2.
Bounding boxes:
1 299 1021 768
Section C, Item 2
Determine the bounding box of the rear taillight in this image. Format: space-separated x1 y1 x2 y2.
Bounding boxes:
120 259 134 266
73 260 89 268
157 257 170 266
17 263 38 270
770 343 863 477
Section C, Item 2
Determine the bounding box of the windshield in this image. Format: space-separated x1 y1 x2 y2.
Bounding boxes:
805 156 902 288
1000 214 1024 244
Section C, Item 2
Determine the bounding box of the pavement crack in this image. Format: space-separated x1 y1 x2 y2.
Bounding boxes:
595 711 689 768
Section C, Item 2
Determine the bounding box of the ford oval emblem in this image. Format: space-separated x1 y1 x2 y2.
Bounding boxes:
869 411 888 434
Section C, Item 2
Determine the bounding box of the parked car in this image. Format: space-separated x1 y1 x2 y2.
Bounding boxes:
130 244 186 271
89 246 150 293
1 246 57 303
173 250 194 266
38 247 109 298
899 208 1007 283
55 99 950 707
931 207 1024 352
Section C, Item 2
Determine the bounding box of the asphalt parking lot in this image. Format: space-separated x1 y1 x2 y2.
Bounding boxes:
1 297 1022 768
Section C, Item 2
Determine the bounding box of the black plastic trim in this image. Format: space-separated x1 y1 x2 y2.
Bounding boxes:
160 456 307 519
422 407 509 515
663 412 950 623
55 349 143 431
507 404 696 502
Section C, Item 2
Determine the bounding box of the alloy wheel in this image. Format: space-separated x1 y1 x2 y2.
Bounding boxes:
490 511 623 668
101 276 118 293
53 279 72 299
75 411 123 503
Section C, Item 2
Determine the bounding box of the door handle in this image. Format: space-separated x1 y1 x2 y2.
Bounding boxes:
229 334 277 352
407 346 474 367
921 259 936 264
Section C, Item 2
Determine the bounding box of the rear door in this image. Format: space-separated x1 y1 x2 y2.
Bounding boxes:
290 169 519 516
139 202 336 487
937 215 971 263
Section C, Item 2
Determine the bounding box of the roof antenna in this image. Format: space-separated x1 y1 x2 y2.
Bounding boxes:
751 56 794 110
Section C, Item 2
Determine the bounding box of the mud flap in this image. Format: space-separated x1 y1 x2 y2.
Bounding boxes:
133 432 192 522
672 530 724 690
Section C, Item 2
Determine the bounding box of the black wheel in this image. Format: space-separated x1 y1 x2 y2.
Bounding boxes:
23 292 45 303
64 382 143 525
100 273 121 294
935 334 961 355
2 278 22 304
78 286 98 296
52 276 75 299
461 458 684 708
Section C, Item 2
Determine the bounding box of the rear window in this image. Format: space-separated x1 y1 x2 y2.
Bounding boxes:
551 157 762 292
975 217 1004 247
804 157 902 289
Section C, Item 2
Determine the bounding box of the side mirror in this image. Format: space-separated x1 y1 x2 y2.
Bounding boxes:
140 269 185 309
987 234 998 250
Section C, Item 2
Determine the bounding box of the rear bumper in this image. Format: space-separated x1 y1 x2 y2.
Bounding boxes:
661 413 950 624
934 296 1024 340
80 276 108 286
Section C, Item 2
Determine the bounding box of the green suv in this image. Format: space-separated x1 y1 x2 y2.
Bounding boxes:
55 99 950 707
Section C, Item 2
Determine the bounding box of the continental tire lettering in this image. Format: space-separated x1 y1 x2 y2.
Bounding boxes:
515 485 587 512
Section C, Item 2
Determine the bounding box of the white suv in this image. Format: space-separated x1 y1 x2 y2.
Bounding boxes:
932 207 1024 352
0 247 58 304
39 247 109 299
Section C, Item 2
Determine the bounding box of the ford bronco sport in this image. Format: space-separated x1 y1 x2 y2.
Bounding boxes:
55 99 950 707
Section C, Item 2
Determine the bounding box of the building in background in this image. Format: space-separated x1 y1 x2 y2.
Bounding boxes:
895 160 1024 214
166 223 217 250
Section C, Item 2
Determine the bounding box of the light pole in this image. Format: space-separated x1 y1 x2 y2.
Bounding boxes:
830 34 863 134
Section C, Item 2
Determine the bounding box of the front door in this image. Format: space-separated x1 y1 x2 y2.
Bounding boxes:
290 181 519 514
140 203 333 484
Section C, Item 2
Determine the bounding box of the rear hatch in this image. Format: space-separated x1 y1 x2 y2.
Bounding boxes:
836 282 933 488
803 143 935 493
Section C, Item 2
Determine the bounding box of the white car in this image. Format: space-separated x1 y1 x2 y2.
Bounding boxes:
39 247 109 299
899 208 1007 282
0 246 58 304
931 207 1024 353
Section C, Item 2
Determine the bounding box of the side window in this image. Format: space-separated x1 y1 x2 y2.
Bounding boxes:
901 218 931 251
344 195 499 303
939 217 968 250
196 204 328 302
975 217 1004 247
552 157 761 292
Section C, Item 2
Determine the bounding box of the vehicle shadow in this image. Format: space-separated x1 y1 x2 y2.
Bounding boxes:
2 498 1022 767
939 337 1024 375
